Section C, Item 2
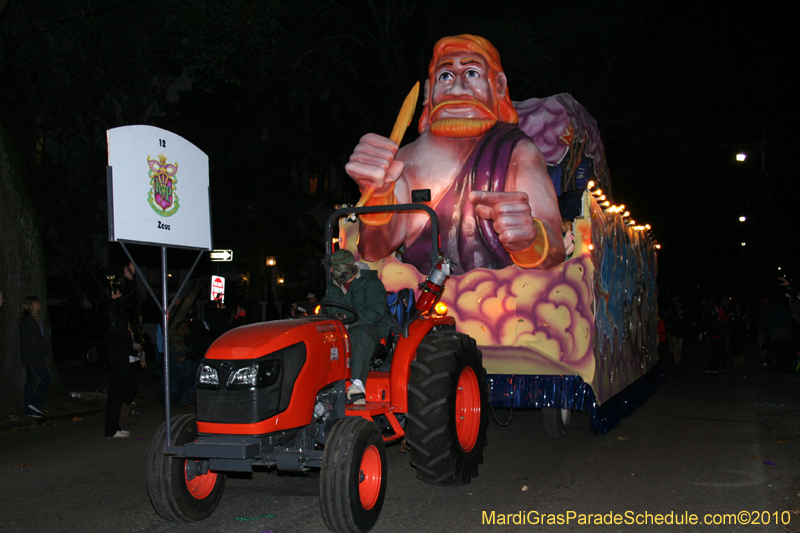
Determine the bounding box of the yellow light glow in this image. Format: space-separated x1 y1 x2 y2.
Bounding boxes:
655 244 661 249
623 211 630 218
736 153 747 162
593 189 603 196
598 195 606 201
587 180 595 189
738 216 746 222
433 301 449 316
277 277 284 285
741 242 746 246
588 244 594 250
645 224 651 230
602 201 610 207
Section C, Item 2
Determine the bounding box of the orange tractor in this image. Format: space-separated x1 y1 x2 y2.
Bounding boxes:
146 202 489 533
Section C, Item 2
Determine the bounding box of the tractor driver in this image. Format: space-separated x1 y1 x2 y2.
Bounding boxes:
324 249 392 405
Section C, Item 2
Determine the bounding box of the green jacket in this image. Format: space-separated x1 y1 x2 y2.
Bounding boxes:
324 266 392 336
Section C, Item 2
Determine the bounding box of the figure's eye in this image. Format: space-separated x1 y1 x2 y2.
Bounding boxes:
438 71 454 82
465 69 480 78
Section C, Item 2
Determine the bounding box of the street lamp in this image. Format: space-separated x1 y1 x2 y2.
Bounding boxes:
739 216 747 222
736 153 747 162
265 256 277 299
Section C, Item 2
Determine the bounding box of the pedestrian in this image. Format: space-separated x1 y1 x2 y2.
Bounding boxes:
702 296 729 373
160 280 203 405
207 298 232 338
763 285 793 373
729 303 749 369
303 292 319 314
264 293 280 321
230 299 250 327
120 297 146 426
323 249 391 405
664 297 692 365
19 295 51 418
103 262 136 438
285 300 305 319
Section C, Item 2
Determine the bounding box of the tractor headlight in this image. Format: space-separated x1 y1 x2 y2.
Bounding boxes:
227 360 281 390
198 364 219 387
228 364 259 387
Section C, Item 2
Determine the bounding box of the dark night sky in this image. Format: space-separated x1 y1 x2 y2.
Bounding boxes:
591 3 794 304
1 0 794 308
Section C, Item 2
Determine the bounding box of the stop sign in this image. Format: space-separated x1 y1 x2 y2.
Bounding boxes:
210 276 225 303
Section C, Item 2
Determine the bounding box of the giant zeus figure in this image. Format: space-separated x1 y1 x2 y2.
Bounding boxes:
345 34 566 275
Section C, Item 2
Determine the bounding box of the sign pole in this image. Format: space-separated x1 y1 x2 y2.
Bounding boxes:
161 246 173 450
108 125 212 456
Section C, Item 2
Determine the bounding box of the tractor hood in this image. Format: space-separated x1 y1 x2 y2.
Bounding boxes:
204 318 341 361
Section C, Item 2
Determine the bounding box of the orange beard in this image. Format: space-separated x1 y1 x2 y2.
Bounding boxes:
428 99 498 138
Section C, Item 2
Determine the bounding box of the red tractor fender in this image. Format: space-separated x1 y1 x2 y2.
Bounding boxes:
388 314 455 413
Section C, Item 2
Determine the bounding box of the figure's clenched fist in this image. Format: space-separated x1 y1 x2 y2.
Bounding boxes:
469 191 537 253
345 133 405 195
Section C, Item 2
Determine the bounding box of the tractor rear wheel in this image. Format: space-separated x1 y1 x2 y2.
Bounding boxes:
320 417 387 533
146 414 226 522
406 331 488 486
542 407 570 438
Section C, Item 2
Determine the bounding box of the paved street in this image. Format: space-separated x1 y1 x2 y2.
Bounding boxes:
2 342 798 533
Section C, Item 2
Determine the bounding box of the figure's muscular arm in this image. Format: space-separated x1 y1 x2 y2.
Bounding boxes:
345 133 408 260
470 140 566 269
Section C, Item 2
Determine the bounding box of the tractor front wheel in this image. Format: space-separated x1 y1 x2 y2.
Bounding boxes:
146 414 226 522
320 417 387 533
406 331 488 486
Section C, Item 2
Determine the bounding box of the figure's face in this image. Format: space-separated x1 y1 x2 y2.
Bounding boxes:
427 51 503 137
431 52 493 114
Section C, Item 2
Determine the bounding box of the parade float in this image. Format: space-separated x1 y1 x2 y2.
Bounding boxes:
341 92 661 435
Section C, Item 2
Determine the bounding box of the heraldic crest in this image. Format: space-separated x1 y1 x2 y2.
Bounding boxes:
147 153 180 217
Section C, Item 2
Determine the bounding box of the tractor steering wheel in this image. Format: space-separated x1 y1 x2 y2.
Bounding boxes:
314 301 360 326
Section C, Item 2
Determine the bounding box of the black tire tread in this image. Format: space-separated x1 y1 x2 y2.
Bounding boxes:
406 331 488 487
542 407 570 438
146 414 226 522
320 417 386 533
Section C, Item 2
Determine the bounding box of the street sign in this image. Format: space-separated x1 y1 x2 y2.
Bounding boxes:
107 125 212 250
210 276 225 302
210 249 233 262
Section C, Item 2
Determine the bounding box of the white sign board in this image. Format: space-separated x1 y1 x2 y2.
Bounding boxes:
107 125 212 250
211 275 226 303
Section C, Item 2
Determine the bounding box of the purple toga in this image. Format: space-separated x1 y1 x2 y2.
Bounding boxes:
400 123 530 275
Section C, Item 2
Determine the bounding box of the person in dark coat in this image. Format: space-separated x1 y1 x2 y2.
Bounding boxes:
20 295 51 418
120 296 146 425
664 297 693 365
102 263 137 438
324 249 391 405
